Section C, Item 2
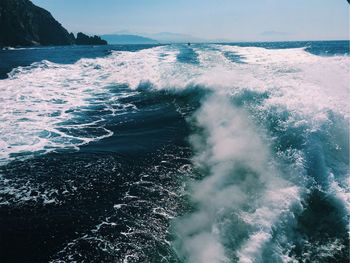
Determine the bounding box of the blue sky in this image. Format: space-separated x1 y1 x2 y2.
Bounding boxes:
32 0 349 41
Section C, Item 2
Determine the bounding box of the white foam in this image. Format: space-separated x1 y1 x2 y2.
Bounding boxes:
237 186 301 262
2 44 348 163
328 172 350 225
0 46 179 163
173 95 301 262
1 44 349 261
216 45 350 119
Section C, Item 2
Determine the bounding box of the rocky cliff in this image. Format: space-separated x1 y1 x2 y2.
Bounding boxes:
0 0 108 47
0 0 76 47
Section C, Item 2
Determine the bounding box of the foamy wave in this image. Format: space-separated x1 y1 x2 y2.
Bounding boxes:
174 95 302 262
0 44 349 261
0 46 179 163
1 44 348 163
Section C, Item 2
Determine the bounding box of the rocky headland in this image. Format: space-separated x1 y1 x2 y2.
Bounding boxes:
0 0 107 47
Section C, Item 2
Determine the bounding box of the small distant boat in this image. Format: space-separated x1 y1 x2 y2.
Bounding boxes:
187 42 191 46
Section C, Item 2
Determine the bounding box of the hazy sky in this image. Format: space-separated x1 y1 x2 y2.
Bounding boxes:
32 0 349 41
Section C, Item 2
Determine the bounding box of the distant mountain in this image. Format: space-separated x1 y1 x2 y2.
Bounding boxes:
0 0 75 47
142 32 206 43
101 34 158 44
106 31 233 44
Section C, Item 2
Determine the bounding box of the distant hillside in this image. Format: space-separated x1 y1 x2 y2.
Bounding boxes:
142 32 207 43
0 0 75 47
101 34 158 44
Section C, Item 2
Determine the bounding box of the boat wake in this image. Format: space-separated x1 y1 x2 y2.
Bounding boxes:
0 43 349 262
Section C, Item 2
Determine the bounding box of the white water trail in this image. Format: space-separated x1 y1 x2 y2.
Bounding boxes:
0 44 349 261
174 95 300 262
0 46 179 163
171 45 349 262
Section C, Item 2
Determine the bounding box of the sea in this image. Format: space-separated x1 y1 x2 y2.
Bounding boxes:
0 41 349 263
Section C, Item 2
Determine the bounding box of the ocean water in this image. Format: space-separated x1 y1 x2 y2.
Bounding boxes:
0 41 349 263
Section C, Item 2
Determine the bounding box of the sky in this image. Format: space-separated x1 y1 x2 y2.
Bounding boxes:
32 0 350 41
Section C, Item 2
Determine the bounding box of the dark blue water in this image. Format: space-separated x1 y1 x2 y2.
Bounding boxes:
0 44 162 79
0 41 349 263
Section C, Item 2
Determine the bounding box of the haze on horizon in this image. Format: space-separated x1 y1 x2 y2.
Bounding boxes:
32 0 349 42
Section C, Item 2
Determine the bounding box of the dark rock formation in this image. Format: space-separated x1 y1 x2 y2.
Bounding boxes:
75 33 107 45
0 0 108 47
101 34 158 44
0 0 75 47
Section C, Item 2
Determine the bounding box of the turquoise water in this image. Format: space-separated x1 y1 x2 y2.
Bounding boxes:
0 41 349 262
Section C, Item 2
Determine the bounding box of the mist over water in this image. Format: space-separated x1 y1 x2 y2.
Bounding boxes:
0 41 349 262
174 95 300 263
